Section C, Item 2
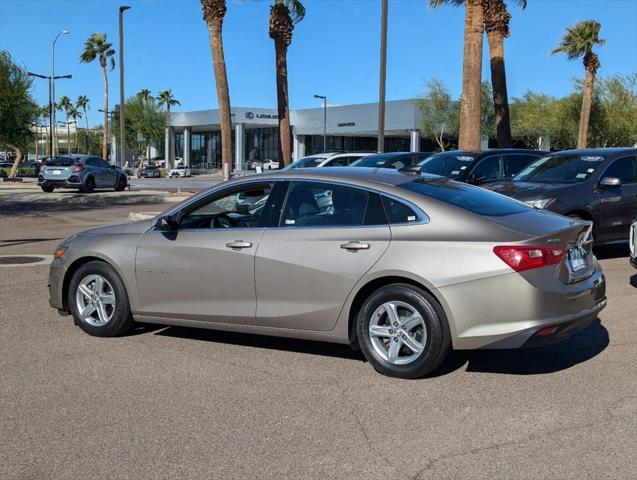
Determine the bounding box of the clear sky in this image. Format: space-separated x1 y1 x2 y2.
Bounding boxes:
1 0 636 127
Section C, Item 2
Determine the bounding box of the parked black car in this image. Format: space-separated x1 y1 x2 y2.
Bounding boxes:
410 149 547 185
486 148 637 245
137 165 161 178
351 152 432 170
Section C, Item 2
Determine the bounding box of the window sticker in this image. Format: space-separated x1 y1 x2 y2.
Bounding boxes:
581 156 604 162
451 170 461 175
587 168 595 173
576 173 588 179
456 156 474 161
285 219 295 225
407 215 417 222
460 166 468 170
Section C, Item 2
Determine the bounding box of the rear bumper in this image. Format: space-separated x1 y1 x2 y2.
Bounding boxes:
38 176 82 188
438 265 607 350
521 304 603 347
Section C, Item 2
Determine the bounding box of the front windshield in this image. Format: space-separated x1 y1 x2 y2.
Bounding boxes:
288 157 326 169
418 152 478 179
514 154 605 184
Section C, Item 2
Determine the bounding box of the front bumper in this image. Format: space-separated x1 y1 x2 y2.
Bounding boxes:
48 256 67 311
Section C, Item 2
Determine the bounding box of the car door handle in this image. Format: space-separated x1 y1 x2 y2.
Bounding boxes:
340 241 370 251
225 240 253 250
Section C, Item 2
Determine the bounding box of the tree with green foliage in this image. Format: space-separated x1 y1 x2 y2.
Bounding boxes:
552 20 605 149
157 89 181 169
80 33 116 160
113 90 166 169
417 79 457 151
0 51 38 177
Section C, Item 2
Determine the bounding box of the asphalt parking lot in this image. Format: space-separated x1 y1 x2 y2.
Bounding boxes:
1 193 635 479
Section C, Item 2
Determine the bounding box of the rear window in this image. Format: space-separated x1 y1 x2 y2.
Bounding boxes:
46 157 75 166
400 177 528 217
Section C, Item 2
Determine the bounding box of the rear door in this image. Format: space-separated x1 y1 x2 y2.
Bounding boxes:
597 155 637 241
254 181 391 331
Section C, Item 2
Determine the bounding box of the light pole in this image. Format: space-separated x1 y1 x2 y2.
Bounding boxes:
51 30 69 157
119 6 131 168
377 0 388 153
99 109 117 163
28 71 71 158
314 94 327 153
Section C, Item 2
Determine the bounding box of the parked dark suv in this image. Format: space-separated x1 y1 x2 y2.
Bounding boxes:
486 148 637 245
412 149 547 185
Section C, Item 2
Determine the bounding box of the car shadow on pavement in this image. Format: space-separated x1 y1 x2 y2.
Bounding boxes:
153 325 366 361
428 318 609 377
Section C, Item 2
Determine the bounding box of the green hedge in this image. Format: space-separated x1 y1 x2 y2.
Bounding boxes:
0 166 37 177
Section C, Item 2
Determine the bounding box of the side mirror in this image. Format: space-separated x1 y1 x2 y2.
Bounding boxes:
154 214 179 231
599 176 622 188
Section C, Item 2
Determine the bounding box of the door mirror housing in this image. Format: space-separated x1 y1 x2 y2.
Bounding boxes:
599 176 622 188
154 214 179 232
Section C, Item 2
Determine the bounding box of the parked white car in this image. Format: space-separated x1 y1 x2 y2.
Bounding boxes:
168 165 192 177
261 159 279 170
286 152 371 170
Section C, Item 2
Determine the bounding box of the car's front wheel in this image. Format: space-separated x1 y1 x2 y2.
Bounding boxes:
356 284 451 379
68 261 134 337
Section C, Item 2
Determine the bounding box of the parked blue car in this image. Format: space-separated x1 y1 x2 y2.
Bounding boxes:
38 155 127 193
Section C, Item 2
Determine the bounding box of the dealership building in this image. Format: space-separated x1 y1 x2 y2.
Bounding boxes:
165 99 432 171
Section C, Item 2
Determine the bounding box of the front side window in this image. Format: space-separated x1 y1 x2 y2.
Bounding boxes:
470 155 504 183
180 184 273 229
281 182 369 227
603 156 637 183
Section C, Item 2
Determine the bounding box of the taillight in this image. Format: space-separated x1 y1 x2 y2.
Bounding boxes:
39 164 46 172
73 164 84 173
493 246 565 272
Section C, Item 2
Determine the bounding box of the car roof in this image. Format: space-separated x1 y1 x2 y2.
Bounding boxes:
246 166 424 188
546 147 637 157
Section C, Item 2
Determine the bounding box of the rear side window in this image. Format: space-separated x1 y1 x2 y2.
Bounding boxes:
400 177 528 217
382 197 419 224
86 158 98 167
281 182 369 227
603 156 637 183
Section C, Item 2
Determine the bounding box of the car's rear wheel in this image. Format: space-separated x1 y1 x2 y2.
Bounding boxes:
357 284 451 379
68 261 134 337
114 175 127 191
80 176 95 193
41 185 54 193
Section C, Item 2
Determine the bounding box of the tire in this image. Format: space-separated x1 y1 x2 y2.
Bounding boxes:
356 283 451 379
41 185 54 193
80 176 95 193
68 260 134 337
114 175 127 191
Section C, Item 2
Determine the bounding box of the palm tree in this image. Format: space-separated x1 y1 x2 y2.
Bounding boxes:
201 0 232 180
79 33 115 160
552 20 605 149
68 106 82 154
58 96 73 154
76 95 90 153
429 0 483 151
157 89 181 169
137 88 152 101
269 0 305 167
483 0 526 147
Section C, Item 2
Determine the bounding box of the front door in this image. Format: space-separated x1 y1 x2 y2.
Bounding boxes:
255 181 391 331
135 183 274 324
597 156 637 242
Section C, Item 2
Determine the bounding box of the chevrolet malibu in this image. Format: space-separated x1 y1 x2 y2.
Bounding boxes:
48 168 607 378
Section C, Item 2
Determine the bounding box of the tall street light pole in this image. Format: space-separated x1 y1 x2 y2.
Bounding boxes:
51 30 69 157
28 71 72 158
314 94 327 153
119 6 131 168
377 0 388 153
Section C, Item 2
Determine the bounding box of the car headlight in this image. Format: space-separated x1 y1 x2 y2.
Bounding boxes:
525 198 554 209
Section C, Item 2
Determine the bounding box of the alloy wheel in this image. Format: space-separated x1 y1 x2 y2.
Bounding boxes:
75 274 116 326
368 301 427 365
